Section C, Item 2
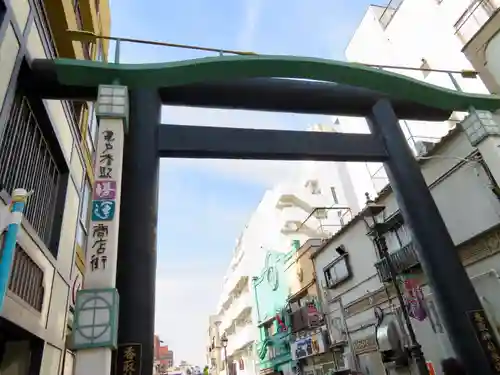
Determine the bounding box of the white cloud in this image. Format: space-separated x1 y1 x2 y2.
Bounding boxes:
237 0 264 50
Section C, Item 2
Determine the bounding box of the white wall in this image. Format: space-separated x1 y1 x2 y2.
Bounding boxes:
342 0 494 198
314 129 500 372
346 2 488 95
0 2 88 373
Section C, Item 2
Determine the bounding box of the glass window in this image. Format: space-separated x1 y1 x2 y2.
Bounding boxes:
80 180 91 226
324 256 350 288
86 102 98 153
76 222 86 250
96 40 104 61
330 187 339 204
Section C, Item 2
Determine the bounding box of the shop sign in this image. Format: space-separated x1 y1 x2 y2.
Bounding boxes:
86 121 125 288
467 309 500 374
402 276 427 322
426 362 436 375
291 331 326 360
115 343 142 375
352 335 378 355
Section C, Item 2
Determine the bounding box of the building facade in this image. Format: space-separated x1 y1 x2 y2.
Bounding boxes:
253 249 292 375
284 239 338 375
0 0 110 374
340 0 499 197
207 315 223 375
154 335 174 375
213 123 366 375
312 123 500 374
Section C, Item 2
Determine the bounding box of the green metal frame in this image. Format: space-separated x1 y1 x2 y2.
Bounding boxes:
50 55 500 111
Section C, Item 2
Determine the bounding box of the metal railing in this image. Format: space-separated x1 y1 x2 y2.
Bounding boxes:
374 241 420 282
378 0 405 29
0 95 61 248
454 0 499 44
8 244 44 312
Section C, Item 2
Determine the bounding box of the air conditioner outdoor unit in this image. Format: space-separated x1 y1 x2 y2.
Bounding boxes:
415 141 435 157
314 208 328 219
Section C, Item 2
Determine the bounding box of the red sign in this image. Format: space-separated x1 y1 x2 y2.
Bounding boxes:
427 362 436 375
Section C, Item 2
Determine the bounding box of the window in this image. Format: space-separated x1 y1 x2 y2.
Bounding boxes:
73 0 92 59
420 59 430 79
323 255 350 288
265 321 276 337
0 94 63 251
77 179 92 252
86 102 98 153
70 101 84 130
96 40 104 61
382 223 412 254
330 187 339 204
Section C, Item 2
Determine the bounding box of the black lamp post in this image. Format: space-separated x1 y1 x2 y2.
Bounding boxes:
221 333 229 375
361 193 429 375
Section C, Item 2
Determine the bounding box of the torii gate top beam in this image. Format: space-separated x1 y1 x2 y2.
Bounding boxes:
28 55 500 120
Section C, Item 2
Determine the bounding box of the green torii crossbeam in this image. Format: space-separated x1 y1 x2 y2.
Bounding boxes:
34 55 500 111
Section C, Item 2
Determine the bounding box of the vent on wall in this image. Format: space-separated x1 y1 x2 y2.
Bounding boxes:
8 244 44 312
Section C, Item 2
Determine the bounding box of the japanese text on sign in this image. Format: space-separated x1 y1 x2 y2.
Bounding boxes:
92 200 116 221
468 309 500 374
94 180 117 200
116 343 142 375
90 224 109 272
99 130 115 179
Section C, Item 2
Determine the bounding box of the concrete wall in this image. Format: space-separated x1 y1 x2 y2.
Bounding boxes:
313 128 500 374
0 0 99 373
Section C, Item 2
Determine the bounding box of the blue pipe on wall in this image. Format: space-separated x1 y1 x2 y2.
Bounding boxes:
0 188 28 312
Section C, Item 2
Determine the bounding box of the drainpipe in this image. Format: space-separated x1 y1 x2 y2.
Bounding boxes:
0 189 29 312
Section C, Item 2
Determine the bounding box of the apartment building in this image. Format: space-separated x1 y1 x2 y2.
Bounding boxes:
339 0 498 197
312 122 500 374
284 239 339 375
206 315 222 375
215 155 357 375
0 0 110 374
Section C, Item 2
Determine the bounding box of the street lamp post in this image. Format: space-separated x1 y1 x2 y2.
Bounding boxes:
221 333 229 375
361 193 429 375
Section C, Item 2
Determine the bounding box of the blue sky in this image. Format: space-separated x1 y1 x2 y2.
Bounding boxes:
110 0 376 365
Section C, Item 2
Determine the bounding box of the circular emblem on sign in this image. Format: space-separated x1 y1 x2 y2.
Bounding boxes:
76 296 112 340
297 268 303 282
267 266 279 290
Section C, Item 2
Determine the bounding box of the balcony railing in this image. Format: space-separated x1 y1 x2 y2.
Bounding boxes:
379 0 404 29
455 0 500 44
374 241 420 282
290 304 324 333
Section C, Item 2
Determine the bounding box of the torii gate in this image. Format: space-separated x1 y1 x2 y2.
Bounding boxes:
26 55 500 375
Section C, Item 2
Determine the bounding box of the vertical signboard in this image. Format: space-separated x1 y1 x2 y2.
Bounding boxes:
85 120 125 288
115 343 142 375
467 309 500 374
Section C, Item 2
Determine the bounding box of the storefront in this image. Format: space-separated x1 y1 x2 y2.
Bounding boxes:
290 327 340 375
